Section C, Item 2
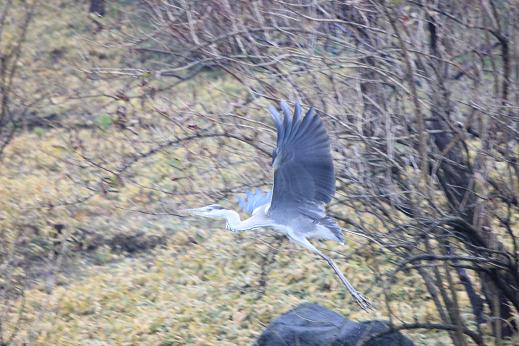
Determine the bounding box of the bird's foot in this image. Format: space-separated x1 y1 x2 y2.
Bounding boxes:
351 290 374 311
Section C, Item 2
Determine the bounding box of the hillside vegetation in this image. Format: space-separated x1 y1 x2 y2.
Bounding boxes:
1 1 518 345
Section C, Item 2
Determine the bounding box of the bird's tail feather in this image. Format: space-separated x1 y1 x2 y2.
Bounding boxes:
318 216 345 244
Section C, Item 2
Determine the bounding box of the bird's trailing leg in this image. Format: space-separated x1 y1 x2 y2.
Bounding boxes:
290 234 373 311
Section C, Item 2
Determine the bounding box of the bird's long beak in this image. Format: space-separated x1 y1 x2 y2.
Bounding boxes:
180 207 205 216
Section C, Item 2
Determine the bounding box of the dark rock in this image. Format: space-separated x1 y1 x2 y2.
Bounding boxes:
255 303 414 346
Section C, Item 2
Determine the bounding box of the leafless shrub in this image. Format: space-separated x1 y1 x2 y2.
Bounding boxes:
80 0 519 344
0 0 38 157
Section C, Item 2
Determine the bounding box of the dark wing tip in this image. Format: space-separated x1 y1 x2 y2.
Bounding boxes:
293 102 302 123
280 101 291 119
269 105 283 129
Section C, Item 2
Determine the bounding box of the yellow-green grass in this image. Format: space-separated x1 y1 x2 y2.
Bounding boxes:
17 225 435 345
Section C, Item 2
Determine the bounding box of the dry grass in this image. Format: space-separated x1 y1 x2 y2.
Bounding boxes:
1 127 453 345
17 219 429 345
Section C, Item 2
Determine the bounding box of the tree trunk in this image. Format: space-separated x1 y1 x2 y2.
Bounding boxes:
426 11 518 337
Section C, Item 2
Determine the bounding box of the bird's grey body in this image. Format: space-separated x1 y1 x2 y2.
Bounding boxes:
187 102 372 310
269 207 342 243
231 203 340 242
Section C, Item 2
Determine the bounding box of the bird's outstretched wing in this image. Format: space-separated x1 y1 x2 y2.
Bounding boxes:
237 189 272 215
268 101 335 212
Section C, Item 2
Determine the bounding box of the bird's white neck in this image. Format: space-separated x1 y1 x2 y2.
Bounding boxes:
220 209 242 230
220 208 270 232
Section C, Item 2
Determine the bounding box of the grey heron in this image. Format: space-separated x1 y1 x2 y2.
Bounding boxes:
186 102 372 310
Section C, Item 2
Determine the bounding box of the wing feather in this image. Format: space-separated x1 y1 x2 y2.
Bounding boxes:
269 102 335 212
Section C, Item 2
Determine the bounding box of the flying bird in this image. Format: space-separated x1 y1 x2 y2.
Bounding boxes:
186 101 372 310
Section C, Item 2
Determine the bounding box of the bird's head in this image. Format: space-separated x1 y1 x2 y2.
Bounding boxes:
184 204 230 219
